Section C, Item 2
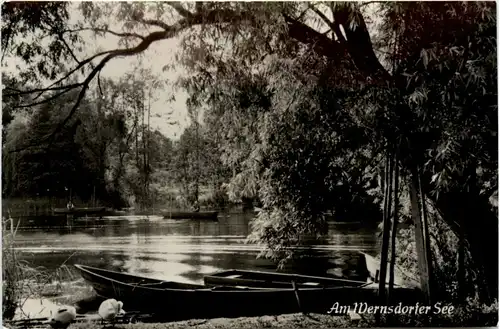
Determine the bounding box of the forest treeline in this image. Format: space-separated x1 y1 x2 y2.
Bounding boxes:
1 1 498 321
2 72 231 210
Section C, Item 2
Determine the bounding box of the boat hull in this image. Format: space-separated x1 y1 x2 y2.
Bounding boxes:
53 207 106 215
75 264 421 320
162 211 218 220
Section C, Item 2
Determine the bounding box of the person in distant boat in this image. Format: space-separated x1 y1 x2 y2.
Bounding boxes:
193 200 200 212
67 200 75 210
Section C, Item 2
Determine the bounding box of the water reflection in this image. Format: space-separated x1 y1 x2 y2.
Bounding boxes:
12 211 379 284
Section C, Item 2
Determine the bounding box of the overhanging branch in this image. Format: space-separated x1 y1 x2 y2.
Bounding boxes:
9 4 394 154
40 8 257 147
283 14 345 61
60 27 145 40
15 87 77 108
332 5 391 81
6 49 117 102
167 2 195 19
57 33 81 64
132 16 171 30
4 83 82 97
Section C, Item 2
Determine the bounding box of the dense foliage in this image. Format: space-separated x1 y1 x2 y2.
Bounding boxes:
175 1 497 306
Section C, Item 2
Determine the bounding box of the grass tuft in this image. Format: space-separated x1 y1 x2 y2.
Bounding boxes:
2 215 86 320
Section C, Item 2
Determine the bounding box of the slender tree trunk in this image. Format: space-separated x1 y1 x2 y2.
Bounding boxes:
146 88 151 205
458 213 465 301
195 121 200 203
410 166 432 304
388 151 399 300
142 88 147 206
418 168 433 297
378 149 394 305
135 102 139 167
182 154 189 207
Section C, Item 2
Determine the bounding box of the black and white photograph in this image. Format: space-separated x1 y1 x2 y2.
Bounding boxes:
1 1 498 328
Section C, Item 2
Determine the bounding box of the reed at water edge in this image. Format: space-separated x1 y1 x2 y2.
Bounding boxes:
2 213 88 321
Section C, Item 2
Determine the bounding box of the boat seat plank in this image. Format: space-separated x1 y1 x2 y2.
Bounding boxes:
136 281 168 286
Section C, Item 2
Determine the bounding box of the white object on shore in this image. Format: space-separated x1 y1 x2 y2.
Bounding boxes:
98 299 125 321
13 298 60 320
47 305 77 329
348 311 362 323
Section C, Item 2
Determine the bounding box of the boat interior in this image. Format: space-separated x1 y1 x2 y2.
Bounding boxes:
206 269 366 287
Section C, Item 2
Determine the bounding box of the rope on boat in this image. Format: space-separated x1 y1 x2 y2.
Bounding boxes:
291 280 303 314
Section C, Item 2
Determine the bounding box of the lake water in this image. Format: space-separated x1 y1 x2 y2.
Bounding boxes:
12 211 380 284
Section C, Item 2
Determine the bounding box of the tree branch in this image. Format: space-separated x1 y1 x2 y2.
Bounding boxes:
309 4 347 44
132 16 171 30
58 33 81 64
1 20 19 63
332 6 391 80
289 4 391 83
15 87 78 108
295 6 310 21
329 4 348 44
309 4 333 30
61 27 145 40
167 2 195 19
50 49 114 84
4 83 82 97
47 21 199 145
283 14 345 61
195 2 203 13
97 71 103 96
9 49 116 102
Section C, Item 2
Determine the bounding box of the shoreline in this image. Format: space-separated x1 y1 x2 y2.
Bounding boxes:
6 313 363 329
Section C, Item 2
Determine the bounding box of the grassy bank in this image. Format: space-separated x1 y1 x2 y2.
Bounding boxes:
7 313 362 329
5 303 499 328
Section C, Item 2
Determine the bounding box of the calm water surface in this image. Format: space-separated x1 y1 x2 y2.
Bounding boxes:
13 211 380 284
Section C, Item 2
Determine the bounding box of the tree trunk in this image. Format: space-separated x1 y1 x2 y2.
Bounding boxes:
388 151 399 300
410 167 432 304
378 150 393 305
458 212 465 302
195 121 200 204
142 88 148 207
146 88 151 206
418 168 433 299
431 188 496 303
135 103 139 168
417 158 497 303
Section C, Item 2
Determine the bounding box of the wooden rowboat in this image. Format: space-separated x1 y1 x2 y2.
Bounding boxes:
204 269 367 289
53 207 106 215
162 211 218 220
75 264 419 320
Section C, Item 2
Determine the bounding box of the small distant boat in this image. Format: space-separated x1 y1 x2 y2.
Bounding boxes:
204 269 367 289
75 264 420 320
360 252 421 289
53 207 106 215
162 211 218 220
